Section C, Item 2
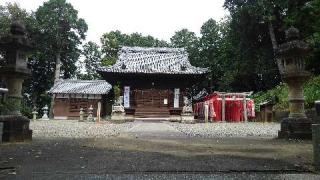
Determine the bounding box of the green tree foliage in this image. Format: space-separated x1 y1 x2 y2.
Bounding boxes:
170 29 200 66
100 31 168 66
253 75 320 111
78 41 102 80
0 1 88 112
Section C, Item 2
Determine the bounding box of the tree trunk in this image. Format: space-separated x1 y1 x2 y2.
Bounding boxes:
49 51 61 119
268 21 282 72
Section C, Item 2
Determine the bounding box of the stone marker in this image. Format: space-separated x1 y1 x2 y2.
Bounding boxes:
79 108 84 122
312 124 320 171
87 105 94 121
41 105 49 120
32 106 38 121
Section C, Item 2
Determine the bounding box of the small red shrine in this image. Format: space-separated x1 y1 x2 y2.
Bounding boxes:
193 92 255 122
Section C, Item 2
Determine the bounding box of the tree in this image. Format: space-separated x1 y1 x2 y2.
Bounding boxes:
170 29 200 66
77 41 102 80
33 0 88 117
100 30 168 66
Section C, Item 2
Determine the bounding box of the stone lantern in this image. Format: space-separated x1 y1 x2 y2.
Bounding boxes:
0 21 32 115
0 21 33 142
277 27 312 139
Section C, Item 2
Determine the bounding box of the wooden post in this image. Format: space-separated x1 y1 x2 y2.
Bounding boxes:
243 95 248 123
222 95 226 122
204 101 209 123
97 101 101 123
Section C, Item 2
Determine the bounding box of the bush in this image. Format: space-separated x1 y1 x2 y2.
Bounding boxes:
253 75 320 111
304 76 320 108
252 83 289 111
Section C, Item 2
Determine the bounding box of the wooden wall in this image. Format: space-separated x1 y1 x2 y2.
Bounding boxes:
53 98 102 119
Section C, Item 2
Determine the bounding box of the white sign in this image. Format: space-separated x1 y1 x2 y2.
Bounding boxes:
163 98 168 105
124 86 130 108
174 88 180 108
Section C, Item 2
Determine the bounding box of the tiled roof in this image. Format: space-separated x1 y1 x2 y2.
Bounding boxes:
49 80 112 95
98 46 208 75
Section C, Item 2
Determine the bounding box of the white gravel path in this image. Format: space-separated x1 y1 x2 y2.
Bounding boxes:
30 120 134 138
169 122 280 138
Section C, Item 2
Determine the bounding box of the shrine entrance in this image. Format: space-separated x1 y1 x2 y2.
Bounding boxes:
133 89 172 118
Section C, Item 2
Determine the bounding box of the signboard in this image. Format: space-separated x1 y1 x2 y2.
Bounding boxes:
163 98 168 105
174 88 180 108
124 86 130 108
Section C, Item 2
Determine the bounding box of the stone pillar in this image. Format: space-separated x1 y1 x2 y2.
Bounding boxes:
6 78 24 115
277 27 312 139
221 95 226 122
243 96 248 123
312 124 320 170
0 122 3 143
204 101 209 123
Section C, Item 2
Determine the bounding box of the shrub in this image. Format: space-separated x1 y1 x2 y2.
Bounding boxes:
253 75 320 111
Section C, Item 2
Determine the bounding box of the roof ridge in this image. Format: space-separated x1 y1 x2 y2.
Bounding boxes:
120 46 186 53
59 79 107 83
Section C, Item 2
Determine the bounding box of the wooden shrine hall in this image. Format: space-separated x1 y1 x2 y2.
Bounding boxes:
98 46 208 118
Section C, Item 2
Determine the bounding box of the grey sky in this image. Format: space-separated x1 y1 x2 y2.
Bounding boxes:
2 0 228 44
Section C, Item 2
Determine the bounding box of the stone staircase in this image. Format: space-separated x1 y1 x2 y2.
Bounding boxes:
134 108 170 118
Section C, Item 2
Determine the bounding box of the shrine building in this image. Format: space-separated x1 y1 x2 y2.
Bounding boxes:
98 46 208 118
49 80 112 119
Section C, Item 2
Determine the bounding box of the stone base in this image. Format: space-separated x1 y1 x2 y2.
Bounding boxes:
278 117 312 139
181 114 195 124
169 115 181 122
110 112 126 123
0 115 33 142
125 115 135 122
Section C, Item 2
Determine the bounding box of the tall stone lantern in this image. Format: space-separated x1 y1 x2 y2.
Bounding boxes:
0 21 33 142
277 27 312 139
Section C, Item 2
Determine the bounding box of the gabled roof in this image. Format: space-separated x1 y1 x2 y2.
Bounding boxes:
49 80 112 95
98 46 208 75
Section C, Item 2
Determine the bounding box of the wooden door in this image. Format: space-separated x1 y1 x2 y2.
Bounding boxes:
133 89 169 109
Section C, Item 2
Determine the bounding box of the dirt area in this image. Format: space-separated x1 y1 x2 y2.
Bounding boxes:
0 121 318 179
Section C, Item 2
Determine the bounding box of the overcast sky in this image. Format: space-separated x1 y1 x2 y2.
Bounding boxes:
1 0 228 44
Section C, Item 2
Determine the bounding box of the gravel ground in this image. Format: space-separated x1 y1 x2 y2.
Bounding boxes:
169 122 280 138
30 120 134 138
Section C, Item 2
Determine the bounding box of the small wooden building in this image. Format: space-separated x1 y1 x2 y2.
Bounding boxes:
256 101 274 122
98 47 208 118
49 80 112 119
